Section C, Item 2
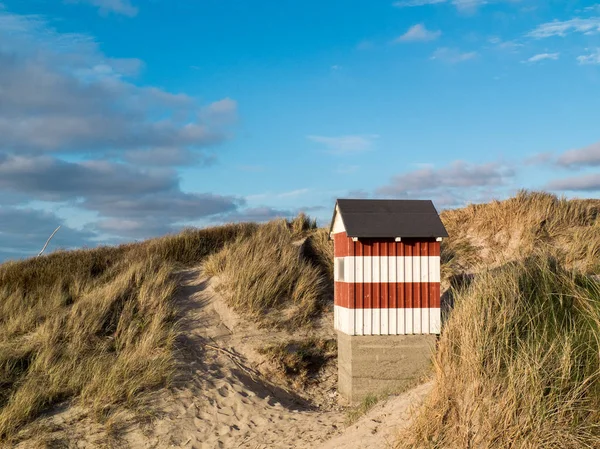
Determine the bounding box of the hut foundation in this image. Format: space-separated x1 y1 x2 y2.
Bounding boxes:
337 332 436 404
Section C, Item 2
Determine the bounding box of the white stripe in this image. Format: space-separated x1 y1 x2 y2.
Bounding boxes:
334 256 440 283
380 308 389 335
334 257 341 282
334 306 441 335
413 307 422 334
430 307 441 333
421 307 430 334
398 308 405 335
364 307 372 335
405 306 413 334
381 256 389 283
389 304 397 334
372 309 381 336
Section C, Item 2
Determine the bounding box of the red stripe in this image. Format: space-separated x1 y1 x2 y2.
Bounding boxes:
374 242 380 310
356 243 363 310
390 242 397 309
333 236 440 257
335 282 440 308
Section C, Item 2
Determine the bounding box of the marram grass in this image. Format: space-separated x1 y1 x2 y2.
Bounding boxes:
398 257 600 449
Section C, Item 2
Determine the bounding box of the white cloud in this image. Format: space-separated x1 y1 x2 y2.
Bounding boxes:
524 152 554 166
546 174 600 192
201 98 238 125
582 5 600 14
393 0 446 7
66 0 138 17
431 47 477 63
453 0 487 13
307 135 379 153
393 0 502 13
577 48 600 65
277 188 310 198
0 7 247 247
394 24 441 43
246 188 310 202
557 142 600 168
528 18 600 38
489 37 524 52
375 160 515 207
525 53 560 63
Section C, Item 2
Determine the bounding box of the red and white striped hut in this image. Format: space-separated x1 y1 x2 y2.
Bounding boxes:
329 199 448 336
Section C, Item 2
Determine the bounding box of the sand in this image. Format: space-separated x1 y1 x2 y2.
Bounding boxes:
321 381 433 449
121 268 345 449
12 267 431 448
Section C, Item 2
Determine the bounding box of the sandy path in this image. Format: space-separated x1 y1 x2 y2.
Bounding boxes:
321 381 433 449
13 267 431 448
122 268 345 449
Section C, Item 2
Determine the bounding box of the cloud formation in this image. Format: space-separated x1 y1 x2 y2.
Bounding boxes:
431 47 477 63
0 12 234 157
577 48 600 65
392 0 507 13
66 0 139 17
525 53 560 63
375 161 515 206
528 18 600 38
556 142 600 168
307 135 379 153
0 7 249 256
395 24 441 42
546 174 600 192
0 153 244 238
393 0 446 6
0 207 96 261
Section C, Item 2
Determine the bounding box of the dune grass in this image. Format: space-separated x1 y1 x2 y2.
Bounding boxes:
204 214 333 328
440 191 600 280
258 338 337 389
345 393 379 425
397 192 600 448
0 223 256 441
399 261 600 448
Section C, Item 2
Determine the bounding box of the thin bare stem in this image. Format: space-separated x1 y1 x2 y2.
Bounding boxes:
37 226 61 257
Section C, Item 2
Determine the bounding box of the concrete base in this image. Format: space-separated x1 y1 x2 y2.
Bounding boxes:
337 332 437 404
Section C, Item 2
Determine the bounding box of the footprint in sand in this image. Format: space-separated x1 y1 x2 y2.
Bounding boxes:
217 385 229 397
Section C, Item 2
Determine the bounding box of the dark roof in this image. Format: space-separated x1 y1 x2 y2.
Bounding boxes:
331 199 448 238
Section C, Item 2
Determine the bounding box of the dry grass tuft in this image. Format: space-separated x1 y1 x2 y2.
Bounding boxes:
440 190 600 282
0 222 255 441
398 192 600 448
258 338 336 389
345 394 379 425
204 215 331 328
398 257 600 449
305 228 334 282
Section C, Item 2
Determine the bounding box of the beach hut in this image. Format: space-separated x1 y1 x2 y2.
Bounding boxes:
329 199 448 336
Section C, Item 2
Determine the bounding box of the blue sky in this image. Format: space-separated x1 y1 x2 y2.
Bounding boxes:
0 0 599 260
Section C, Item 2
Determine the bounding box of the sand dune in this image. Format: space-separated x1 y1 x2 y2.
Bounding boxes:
14 267 429 448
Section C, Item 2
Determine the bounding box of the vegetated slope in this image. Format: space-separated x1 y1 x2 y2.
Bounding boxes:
204 214 337 391
397 191 600 449
0 222 264 444
440 190 600 280
0 214 335 447
204 213 333 328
